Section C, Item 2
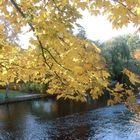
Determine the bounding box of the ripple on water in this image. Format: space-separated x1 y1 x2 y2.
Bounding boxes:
0 102 140 140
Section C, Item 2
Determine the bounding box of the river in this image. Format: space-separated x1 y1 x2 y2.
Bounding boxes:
0 97 140 140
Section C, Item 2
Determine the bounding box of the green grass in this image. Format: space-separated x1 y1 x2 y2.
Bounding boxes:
0 89 28 100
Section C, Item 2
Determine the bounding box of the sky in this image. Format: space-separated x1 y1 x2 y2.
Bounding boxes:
19 11 138 49
76 11 137 41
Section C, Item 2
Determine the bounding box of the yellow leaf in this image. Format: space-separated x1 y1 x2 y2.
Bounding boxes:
107 99 114 106
136 8 140 15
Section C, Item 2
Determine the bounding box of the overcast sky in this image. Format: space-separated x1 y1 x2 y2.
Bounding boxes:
76 11 137 41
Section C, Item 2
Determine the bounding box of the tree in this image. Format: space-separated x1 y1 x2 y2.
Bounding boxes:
102 35 130 81
127 35 140 75
76 26 87 39
101 34 140 81
127 35 140 56
0 0 140 107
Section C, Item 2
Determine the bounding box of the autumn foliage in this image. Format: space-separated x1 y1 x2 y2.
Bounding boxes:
0 0 140 105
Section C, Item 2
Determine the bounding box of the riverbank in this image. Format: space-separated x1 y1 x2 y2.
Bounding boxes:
0 94 52 105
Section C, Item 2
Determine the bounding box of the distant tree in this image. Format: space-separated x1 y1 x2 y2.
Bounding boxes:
127 35 140 56
127 59 140 75
92 40 104 48
76 26 87 39
101 34 140 81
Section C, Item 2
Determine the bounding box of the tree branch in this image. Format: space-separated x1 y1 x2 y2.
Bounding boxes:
9 0 70 84
10 0 69 71
114 0 137 17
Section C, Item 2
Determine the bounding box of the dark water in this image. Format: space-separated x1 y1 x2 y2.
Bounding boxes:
0 98 140 140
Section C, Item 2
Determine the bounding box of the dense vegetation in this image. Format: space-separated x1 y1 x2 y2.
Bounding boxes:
100 35 140 82
0 0 140 110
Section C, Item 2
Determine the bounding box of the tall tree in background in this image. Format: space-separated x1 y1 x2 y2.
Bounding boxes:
101 35 140 82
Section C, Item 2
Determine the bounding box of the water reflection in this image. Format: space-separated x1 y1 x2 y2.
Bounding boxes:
0 98 139 140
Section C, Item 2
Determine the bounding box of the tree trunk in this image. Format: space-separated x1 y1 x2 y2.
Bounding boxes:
5 84 9 99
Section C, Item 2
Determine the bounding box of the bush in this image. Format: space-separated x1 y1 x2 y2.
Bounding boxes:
21 82 47 94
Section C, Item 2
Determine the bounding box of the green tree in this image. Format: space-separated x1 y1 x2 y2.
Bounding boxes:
101 34 140 82
76 26 87 39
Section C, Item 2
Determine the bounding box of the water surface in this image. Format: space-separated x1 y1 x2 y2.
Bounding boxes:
0 98 140 140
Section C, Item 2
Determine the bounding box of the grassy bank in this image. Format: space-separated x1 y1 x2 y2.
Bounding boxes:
0 90 28 100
